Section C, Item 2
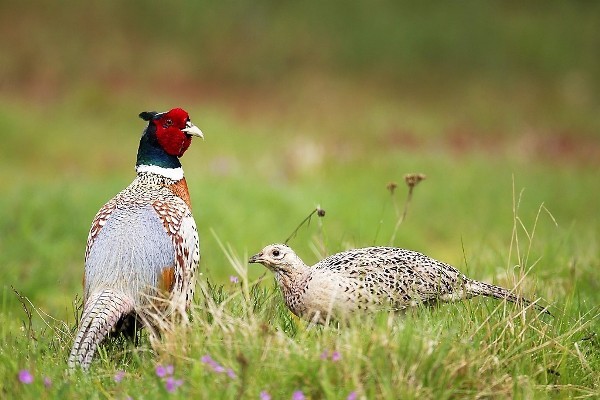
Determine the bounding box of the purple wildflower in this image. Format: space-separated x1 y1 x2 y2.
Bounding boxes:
201 354 227 373
347 391 357 400
165 376 184 393
213 365 225 373
229 275 239 284
320 349 341 361
165 377 175 393
156 364 174 377
260 391 271 400
18 370 33 384
114 370 126 383
292 390 305 400
331 351 341 362
201 354 237 377
201 354 214 364
43 376 52 388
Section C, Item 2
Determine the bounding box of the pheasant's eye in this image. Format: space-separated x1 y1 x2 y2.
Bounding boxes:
164 119 173 127
272 249 281 257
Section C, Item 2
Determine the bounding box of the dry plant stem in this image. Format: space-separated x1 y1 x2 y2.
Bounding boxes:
13 286 73 343
508 176 524 276
284 207 324 245
389 173 425 246
505 176 558 315
508 176 558 288
211 228 251 305
315 205 328 257
12 286 34 339
389 185 414 246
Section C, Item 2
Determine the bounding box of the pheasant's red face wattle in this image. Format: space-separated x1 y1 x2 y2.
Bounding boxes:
154 108 194 157
156 128 192 157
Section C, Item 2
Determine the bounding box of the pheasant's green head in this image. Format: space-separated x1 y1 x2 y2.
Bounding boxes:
136 108 203 177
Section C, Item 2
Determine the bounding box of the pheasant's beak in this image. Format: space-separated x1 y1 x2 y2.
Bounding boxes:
182 121 204 139
248 252 263 264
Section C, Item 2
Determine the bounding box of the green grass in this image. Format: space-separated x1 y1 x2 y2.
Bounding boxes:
2 257 599 399
0 95 598 398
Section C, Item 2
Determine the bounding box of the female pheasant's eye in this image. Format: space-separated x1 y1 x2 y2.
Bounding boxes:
272 250 280 257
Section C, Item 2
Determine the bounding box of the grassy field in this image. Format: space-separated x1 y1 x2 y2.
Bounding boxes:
1 1 599 399
1 93 598 399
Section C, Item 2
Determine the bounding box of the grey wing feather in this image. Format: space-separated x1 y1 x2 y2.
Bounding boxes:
85 204 175 302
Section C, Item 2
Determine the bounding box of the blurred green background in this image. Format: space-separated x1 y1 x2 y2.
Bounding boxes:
1 1 598 324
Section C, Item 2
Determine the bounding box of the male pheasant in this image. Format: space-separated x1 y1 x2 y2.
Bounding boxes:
249 244 548 324
68 108 203 370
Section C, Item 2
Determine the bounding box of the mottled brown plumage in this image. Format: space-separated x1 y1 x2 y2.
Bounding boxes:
249 244 547 323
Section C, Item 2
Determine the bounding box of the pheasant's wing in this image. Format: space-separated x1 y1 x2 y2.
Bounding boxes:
83 199 117 301
151 198 199 314
85 199 117 261
386 250 468 301
179 211 200 308
316 247 467 305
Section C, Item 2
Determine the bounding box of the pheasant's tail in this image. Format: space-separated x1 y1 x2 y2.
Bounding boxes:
465 280 551 315
68 289 135 370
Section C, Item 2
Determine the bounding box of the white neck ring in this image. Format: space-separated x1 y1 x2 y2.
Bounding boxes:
136 165 184 180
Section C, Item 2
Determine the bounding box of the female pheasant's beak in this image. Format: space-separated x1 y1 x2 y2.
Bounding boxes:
182 120 204 139
248 252 263 264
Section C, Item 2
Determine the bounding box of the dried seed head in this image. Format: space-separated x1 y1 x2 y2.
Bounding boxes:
386 182 398 194
404 173 426 188
236 352 249 368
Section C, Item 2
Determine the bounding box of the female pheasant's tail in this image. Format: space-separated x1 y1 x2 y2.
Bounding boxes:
68 289 135 370
465 280 551 315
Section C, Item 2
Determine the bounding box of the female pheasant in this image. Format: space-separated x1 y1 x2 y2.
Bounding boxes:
68 108 203 370
249 244 548 324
